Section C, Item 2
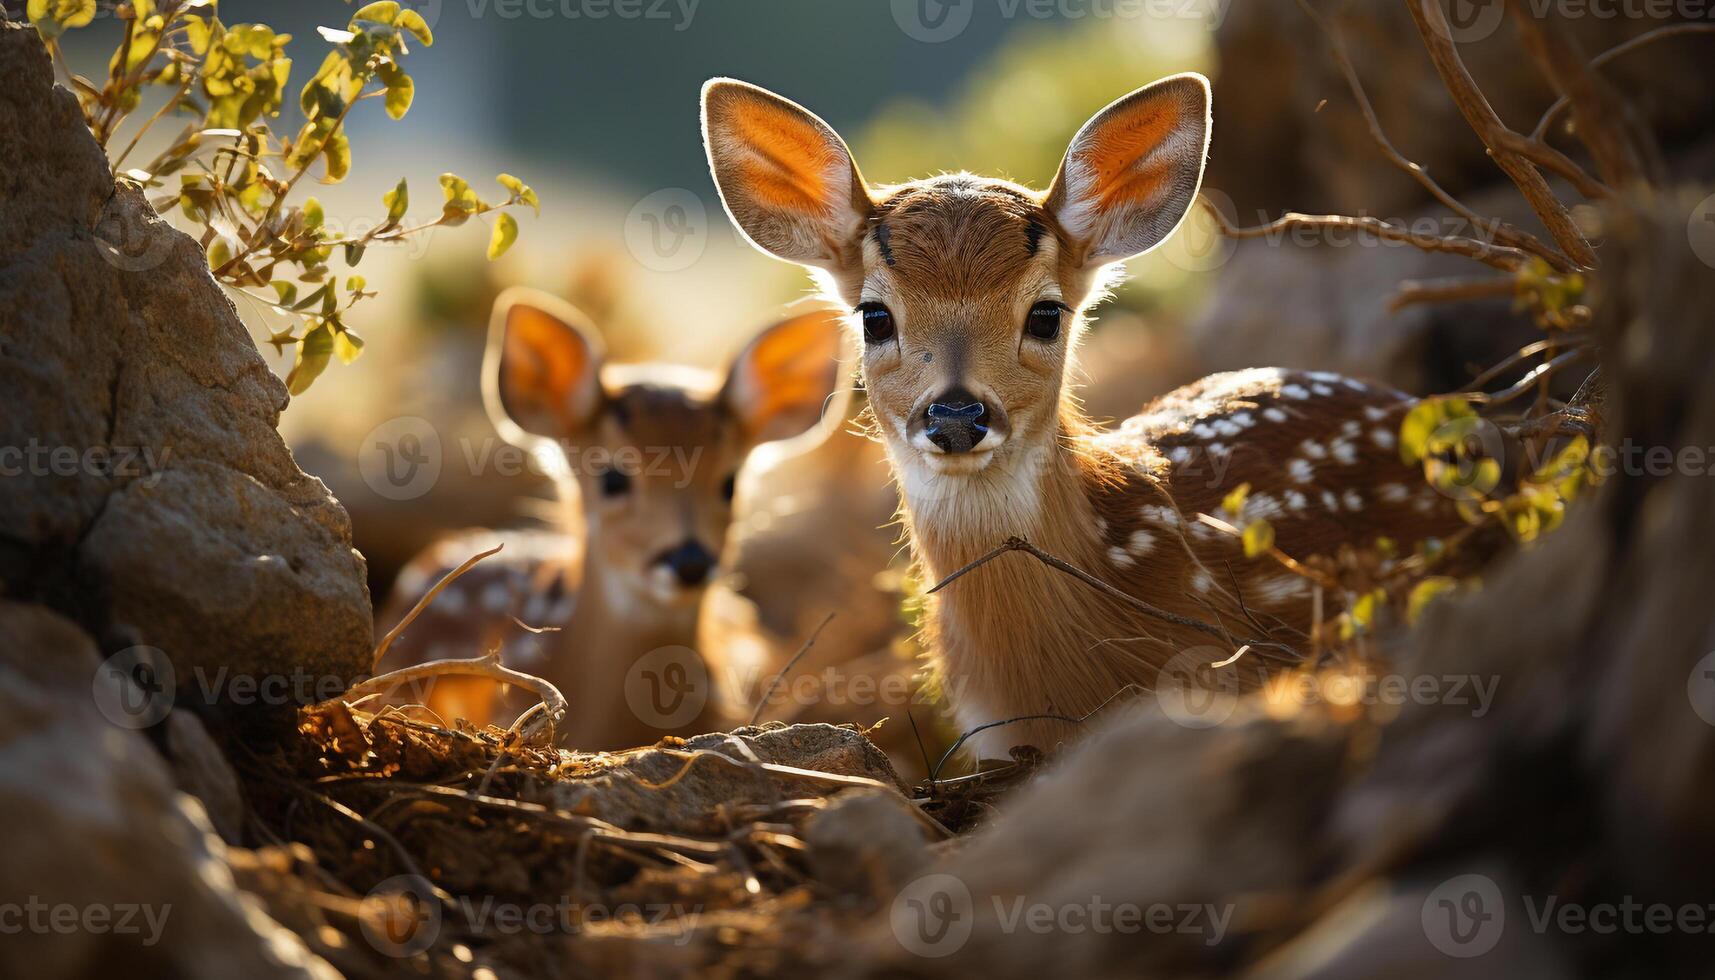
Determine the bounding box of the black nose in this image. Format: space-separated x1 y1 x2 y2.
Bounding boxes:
659 540 716 587
924 388 989 454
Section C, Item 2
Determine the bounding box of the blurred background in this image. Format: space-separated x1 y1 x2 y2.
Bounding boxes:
48 0 1715 607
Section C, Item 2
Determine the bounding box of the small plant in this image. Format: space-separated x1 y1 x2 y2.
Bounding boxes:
29 0 538 393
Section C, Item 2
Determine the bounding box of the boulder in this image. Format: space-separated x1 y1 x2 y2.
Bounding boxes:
0 21 372 705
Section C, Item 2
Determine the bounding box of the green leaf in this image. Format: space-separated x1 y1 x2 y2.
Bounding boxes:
351 1 402 25
333 329 365 365
377 60 414 119
269 280 298 307
321 127 351 182
487 212 518 260
27 0 96 39
383 178 409 223
343 242 366 266
287 323 335 395
1348 588 1385 635
497 173 539 215
302 196 324 230
440 173 478 211
345 275 367 292
1406 577 1460 625
1242 519 1275 559
396 8 434 46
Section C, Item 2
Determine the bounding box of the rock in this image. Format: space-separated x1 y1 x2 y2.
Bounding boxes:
805 789 933 900
165 710 246 845
548 723 906 835
0 22 371 704
0 600 338 979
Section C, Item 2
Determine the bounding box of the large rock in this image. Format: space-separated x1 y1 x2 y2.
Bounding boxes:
0 21 371 703
0 601 338 979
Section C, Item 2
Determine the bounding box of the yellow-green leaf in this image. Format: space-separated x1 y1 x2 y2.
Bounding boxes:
333 329 365 365
440 173 478 211
302 196 324 230
396 9 434 46
28 0 96 39
487 212 518 260
350 1 401 26
1221 483 1250 519
498 173 539 214
377 60 414 119
383 178 408 223
1349 588 1385 635
321 127 350 181
287 323 335 394
1406 577 1460 625
1242 519 1275 559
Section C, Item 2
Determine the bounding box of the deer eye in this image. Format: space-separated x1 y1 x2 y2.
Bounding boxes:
857 302 895 345
721 473 737 502
598 467 631 498
1025 301 1066 341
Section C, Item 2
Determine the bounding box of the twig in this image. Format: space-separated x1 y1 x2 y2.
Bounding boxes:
1529 23 1715 143
747 612 837 726
1205 201 1531 272
1388 275 1516 312
929 684 1144 781
372 542 503 672
1505 1 1654 188
1408 0 1596 268
1293 0 1571 268
321 653 568 739
1491 129 1611 201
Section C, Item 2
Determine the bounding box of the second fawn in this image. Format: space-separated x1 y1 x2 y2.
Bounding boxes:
701 73 1466 755
378 288 846 750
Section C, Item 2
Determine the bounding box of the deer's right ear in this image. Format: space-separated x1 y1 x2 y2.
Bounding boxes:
484 288 606 444
701 78 872 271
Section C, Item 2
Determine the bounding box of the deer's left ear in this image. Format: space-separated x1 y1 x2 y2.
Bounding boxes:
1045 73 1211 269
721 307 848 448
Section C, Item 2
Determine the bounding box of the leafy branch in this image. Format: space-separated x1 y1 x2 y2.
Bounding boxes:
29 0 540 393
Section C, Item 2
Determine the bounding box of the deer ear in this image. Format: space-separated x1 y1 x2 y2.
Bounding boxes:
722 307 848 448
702 78 872 271
484 287 606 444
1044 73 1211 269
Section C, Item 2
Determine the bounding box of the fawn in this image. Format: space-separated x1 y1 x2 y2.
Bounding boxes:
378 288 846 751
700 73 1466 755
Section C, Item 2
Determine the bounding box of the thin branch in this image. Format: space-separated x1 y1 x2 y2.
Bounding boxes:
1505 0 1654 188
1389 275 1516 312
1490 129 1611 201
1205 200 1531 272
1294 0 1572 268
748 612 837 726
1407 0 1596 268
372 542 503 672
1530 23 1715 143
323 653 568 740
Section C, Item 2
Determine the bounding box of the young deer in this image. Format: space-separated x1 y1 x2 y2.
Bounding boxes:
701 74 1465 755
377 288 845 751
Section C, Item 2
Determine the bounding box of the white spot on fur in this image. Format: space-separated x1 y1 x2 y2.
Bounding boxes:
1322 490 1340 512
1281 384 1310 400
1213 418 1242 437
1344 378 1367 391
1300 440 1327 460
1140 504 1180 527
1170 446 1193 465
1128 529 1156 555
1331 439 1358 465
1307 371 1341 383
1248 493 1284 520
1285 489 1309 511
1248 573 1311 605
1191 568 1213 594
1372 428 1396 449
1263 407 1288 423
1343 489 1364 511
1288 458 1315 484
1341 420 1362 438
1311 383 1336 397
1363 405 1390 421
1230 411 1255 429
1108 545 1134 568
1378 483 1410 503
1414 496 1437 513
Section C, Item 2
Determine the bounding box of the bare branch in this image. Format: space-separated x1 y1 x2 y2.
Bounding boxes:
1389 275 1516 312
1530 23 1715 143
1491 129 1611 201
1205 200 1532 272
1407 0 1596 268
372 542 503 673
